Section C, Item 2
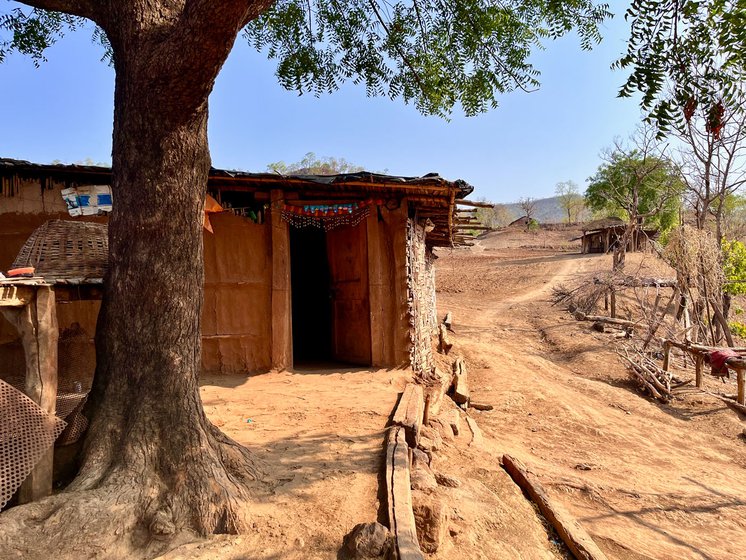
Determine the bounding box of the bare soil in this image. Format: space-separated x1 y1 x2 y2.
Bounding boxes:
4 227 745 559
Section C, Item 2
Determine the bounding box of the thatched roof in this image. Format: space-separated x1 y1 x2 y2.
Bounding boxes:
581 217 625 233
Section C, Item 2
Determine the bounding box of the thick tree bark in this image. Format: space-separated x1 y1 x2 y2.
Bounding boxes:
76 4 266 538
3 2 272 555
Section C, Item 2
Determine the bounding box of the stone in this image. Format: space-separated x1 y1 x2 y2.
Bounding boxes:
428 417 454 441
342 522 392 559
434 472 462 488
410 462 438 491
411 490 450 553
447 409 461 436
411 447 431 469
418 425 443 451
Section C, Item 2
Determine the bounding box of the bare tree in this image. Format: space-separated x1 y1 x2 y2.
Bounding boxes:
676 103 746 242
555 180 585 223
519 197 538 222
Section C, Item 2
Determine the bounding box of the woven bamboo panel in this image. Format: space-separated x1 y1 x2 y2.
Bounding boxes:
12 220 108 280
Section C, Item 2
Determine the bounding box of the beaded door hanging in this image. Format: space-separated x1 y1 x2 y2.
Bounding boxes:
280 199 383 231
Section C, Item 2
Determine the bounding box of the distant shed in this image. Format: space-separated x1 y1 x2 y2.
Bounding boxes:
580 217 657 254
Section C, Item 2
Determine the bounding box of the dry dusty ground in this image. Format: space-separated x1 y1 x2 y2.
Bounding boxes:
434 229 746 560
162 227 745 559
5 227 745 560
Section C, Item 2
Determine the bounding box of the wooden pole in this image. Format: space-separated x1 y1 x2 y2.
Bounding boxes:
610 289 616 319
737 369 745 406
695 354 704 388
270 189 293 369
662 340 671 372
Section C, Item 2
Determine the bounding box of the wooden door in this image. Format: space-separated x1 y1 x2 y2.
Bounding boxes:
326 223 371 365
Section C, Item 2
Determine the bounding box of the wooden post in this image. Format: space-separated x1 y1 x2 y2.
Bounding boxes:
270 189 292 369
2 287 59 503
662 340 671 372
391 200 410 365
367 210 388 366
610 289 616 319
695 354 704 388
737 369 745 406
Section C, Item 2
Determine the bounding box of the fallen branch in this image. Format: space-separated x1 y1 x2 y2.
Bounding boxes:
502 455 609 560
574 311 636 329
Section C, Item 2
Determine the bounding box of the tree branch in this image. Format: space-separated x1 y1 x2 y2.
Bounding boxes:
16 0 102 23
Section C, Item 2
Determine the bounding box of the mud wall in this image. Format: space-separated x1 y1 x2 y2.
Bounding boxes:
202 212 272 373
0 180 273 377
0 180 103 384
406 218 438 376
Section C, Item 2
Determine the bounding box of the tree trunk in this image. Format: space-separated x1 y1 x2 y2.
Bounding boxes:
0 7 264 556
76 25 262 537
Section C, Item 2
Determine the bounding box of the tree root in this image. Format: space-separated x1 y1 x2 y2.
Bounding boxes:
0 423 266 560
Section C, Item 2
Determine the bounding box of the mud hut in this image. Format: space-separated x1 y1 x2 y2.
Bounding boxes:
0 158 474 383
580 217 657 254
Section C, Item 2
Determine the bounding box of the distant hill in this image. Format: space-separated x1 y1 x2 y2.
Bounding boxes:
501 196 567 224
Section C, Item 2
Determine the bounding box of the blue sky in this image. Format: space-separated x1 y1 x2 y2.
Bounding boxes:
0 0 642 203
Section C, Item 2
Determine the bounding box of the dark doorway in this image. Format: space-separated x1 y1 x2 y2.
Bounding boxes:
289 221 372 367
290 227 332 363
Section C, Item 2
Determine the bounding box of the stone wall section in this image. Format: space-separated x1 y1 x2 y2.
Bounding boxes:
406 218 438 376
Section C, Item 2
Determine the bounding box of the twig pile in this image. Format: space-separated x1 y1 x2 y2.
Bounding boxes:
617 345 678 402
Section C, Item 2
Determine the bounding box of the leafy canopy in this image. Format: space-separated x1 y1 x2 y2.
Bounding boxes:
245 0 611 117
585 150 684 231
722 238 746 296
2 0 612 117
617 0 746 133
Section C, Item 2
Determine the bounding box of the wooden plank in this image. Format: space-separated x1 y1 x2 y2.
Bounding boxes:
6 287 60 503
270 189 292 369
386 427 425 560
392 383 424 447
0 285 34 307
502 455 609 560
455 199 494 209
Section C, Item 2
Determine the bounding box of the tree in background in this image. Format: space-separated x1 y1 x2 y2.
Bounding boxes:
519 197 538 223
722 194 746 241
267 152 364 175
585 131 684 269
676 103 746 242
475 202 515 230
0 0 612 554
555 180 585 223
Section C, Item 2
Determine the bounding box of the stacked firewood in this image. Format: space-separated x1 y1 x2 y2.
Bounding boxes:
617 345 677 402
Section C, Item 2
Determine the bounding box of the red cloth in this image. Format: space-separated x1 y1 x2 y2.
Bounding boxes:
708 349 739 376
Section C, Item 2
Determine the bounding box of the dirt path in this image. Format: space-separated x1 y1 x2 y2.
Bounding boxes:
436 242 746 560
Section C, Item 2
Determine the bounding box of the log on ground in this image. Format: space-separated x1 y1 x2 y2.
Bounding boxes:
386 427 425 560
502 454 609 560
392 383 424 448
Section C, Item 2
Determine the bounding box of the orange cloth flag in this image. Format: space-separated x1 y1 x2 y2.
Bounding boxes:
203 194 223 233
